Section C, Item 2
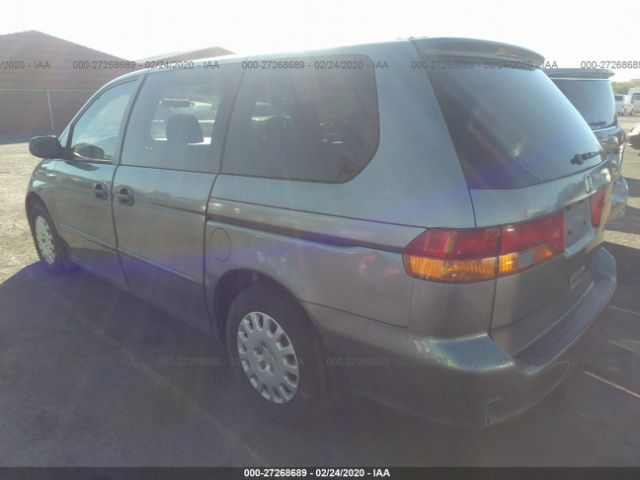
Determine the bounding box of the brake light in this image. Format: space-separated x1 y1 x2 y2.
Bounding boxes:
590 189 606 227
403 228 500 282
403 212 565 283
498 212 564 276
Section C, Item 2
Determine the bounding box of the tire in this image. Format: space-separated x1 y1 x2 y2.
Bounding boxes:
226 283 328 424
28 202 71 274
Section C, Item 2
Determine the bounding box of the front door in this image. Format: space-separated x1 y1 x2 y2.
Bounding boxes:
53 79 140 285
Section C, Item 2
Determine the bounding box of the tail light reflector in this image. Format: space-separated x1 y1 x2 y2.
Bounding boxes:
403 211 565 283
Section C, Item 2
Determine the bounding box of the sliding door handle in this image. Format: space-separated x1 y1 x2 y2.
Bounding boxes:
115 186 134 206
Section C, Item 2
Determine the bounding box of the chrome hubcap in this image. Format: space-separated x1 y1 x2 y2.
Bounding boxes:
237 311 300 404
34 216 56 265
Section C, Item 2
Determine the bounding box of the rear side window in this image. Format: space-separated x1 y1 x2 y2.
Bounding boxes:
426 62 603 189
551 79 616 129
121 69 224 172
222 55 379 182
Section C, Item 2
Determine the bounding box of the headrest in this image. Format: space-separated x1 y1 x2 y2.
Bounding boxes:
166 114 203 144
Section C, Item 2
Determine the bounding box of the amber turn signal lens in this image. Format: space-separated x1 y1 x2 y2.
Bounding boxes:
405 255 497 282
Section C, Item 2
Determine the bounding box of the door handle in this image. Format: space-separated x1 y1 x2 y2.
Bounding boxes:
115 186 134 206
92 182 108 199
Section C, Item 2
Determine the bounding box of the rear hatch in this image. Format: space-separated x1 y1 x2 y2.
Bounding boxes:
413 39 614 354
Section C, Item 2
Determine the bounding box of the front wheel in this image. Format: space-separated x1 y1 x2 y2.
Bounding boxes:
29 202 71 274
226 284 328 424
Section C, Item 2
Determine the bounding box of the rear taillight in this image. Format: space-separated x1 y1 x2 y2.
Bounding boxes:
590 189 606 227
403 228 500 282
498 212 564 276
403 212 565 283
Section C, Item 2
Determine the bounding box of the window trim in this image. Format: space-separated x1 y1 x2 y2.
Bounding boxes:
219 54 381 184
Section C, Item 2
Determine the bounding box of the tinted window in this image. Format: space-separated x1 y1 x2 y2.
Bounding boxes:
222 56 379 182
426 63 602 189
121 69 224 172
551 79 616 129
70 81 137 161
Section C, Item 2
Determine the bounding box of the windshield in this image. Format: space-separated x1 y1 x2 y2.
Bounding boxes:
551 78 616 129
426 62 603 189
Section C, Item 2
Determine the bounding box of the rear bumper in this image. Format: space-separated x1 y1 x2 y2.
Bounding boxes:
609 176 628 222
307 247 616 428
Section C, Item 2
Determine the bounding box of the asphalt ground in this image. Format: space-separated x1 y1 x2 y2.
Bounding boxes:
1 118 639 466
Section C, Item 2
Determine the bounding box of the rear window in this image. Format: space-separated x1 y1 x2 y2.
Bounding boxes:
551 78 616 129
426 62 603 189
221 55 379 183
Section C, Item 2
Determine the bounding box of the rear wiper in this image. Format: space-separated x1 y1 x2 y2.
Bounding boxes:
571 150 603 165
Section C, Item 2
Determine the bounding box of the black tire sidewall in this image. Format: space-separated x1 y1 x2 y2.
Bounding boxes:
226 284 326 424
29 203 67 273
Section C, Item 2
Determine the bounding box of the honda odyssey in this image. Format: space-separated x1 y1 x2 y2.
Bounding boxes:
26 38 616 427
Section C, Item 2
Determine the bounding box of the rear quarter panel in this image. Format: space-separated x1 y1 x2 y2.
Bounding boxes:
206 41 476 329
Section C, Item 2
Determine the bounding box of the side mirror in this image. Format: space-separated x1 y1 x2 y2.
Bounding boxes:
29 135 64 159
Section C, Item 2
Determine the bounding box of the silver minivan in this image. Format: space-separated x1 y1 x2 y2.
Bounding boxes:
26 38 617 428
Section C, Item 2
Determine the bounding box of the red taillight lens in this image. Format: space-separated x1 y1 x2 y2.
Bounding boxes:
590 189 606 227
403 212 565 283
403 228 499 282
404 228 500 260
498 212 564 276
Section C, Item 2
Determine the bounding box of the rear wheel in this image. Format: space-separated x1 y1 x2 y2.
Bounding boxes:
29 202 71 274
226 284 328 424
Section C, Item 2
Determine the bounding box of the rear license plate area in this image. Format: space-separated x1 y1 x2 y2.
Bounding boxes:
564 199 590 249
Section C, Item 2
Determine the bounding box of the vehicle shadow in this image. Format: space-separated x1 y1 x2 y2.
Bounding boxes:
0 261 638 466
604 241 640 285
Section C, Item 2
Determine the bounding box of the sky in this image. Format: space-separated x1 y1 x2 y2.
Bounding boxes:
2 0 639 80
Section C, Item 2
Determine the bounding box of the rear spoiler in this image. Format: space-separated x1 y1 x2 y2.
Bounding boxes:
544 68 614 80
411 37 544 67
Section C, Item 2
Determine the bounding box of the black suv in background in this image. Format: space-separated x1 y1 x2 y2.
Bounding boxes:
545 68 628 221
